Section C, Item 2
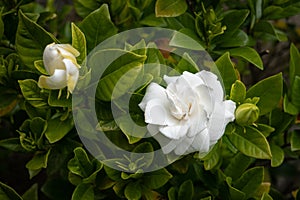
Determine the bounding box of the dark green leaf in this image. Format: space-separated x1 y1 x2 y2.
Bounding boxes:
73 0 100 18
270 143 284 167
124 181 142 200
79 4 118 52
291 130 300 151
289 43 300 87
178 180 194 200
246 73 283 115
234 167 264 198
155 0 187 17
0 181 22 200
291 76 300 110
143 168 172 189
48 89 72 108
15 10 58 69
68 147 94 178
22 184 38 200
0 138 26 152
26 149 51 171
254 20 287 41
225 177 246 200
71 183 94 200
45 116 74 143
222 10 249 33
228 47 263 70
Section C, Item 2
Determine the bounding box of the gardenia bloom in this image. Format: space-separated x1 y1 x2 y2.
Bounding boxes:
139 71 236 155
38 43 80 93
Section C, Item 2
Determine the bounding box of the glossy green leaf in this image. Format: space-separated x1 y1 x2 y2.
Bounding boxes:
291 130 300 151
270 108 295 135
254 20 287 41
224 152 255 180
215 52 238 95
15 10 57 69
45 116 74 143
22 183 38 200
0 181 22 200
222 9 249 33
215 29 249 48
202 142 220 170
291 76 300 110
71 23 87 64
34 60 48 75
256 124 275 137
18 79 48 108
72 183 94 200
246 73 283 115
169 30 204 50
48 89 72 108
140 14 167 27
228 47 263 70
143 168 172 189
230 80 246 104
289 43 300 87
178 180 194 200
227 126 272 159
270 143 284 167
283 94 298 115
124 181 142 200
234 167 264 198
26 149 51 170
175 52 200 73
225 177 246 200
263 2 300 19
155 0 187 17
68 147 94 178
79 4 118 52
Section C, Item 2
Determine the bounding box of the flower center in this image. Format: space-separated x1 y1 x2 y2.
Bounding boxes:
166 90 192 120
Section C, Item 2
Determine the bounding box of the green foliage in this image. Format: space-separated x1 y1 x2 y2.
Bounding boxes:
0 0 300 199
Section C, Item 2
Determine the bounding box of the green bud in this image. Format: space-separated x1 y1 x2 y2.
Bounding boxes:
235 103 260 126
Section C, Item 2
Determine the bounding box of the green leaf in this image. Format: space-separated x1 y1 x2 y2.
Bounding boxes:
34 60 48 75
68 147 94 178
26 149 51 171
79 4 118 52
254 20 287 41
263 2 300 19
214 52 238 95
48 89 72 108
178 180 194 200
224 152 254 180
283 94 298 115
140 14 167 27
222 10 249 33
71 23 87 64
22 184 38 200
175 52 200 73
289 43 300 87
230 80 246 104
155 0 187 17
228 47 263 70
261 192 273 200
0 181 22 200
72 183 94 200
291 130 300 151
168 187 177 200
225 177 246 200
256 124 275 137
291 76 300 110
169 30 204 50
0 138 26 152
18 79 48 108
15 10 58 69
0 15 4 40
246 73 283 115
234 167 264 198
45 116 74 143
201 142 220 170
227 126 272 159
270 143 284 167
143 168 172 189
0 89 19 117
73 0 100 18
215 30 249 48
124 181 142 200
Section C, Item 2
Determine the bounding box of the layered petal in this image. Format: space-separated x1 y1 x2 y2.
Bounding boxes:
38 69 67 90
63 59 79 93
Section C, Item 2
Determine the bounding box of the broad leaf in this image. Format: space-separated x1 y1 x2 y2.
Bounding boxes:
270 143 284 167
68 147 94 178
45 116 74 143
289 43 300 87
124 181 142 200
72 183 94 200
143 168 172 189
26 149 51 171
155 0 187 17
71 23 87 64
0 181 22 200
22 184 38 200
291 130 300 151
178 180 194 200
228 47 263 70
246 73 283 115
73 0 100 18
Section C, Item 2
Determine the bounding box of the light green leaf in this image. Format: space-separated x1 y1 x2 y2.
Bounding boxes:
26 149 51 170
283 94 298 115
0 181 22 200
143 168 172 189
15 10 58 69
178 180 194 200
45 116 74 143
228 47 263 70
155 0 188 17
118 116 147 144
270 143 284 167
68 147 94 178
230 80 246 104
246 73 283 115
201 142 220 170
169 29 204 50
261 192 273 200
34 60 48 75
214 52 239 95
234 167 264 198
291 130 300 151
175 52 200 73
71 183 94 200
227 126 272 159
140 14 167 27
124 181 142 200
72 23 87 64
79 4 118 52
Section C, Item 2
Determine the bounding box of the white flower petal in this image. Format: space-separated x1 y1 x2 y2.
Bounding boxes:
63 59 79 93
139 83 167 111
191 128 210 153
56 44 80 57
197 70 224 102
174 136 194 155
38 69 67 90
146 124 160 136
43 43 65 75
163 75 179 85
159 123 189 139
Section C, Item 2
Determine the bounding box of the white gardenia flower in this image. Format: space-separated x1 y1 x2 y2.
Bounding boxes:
139 71 236 155
38 43 80 93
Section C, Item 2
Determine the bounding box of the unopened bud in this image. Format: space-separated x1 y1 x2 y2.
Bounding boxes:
235 103 260 126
